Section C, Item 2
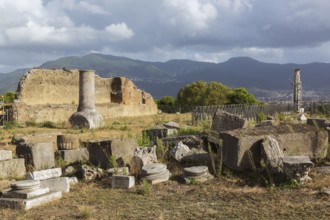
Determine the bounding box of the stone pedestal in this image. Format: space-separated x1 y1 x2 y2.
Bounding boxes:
141 163 171 185
0 179 62 210
183 166 214 184
111 176 135 189
16 142 55 171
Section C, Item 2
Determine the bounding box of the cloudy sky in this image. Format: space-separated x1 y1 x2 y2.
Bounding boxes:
1 0 330 72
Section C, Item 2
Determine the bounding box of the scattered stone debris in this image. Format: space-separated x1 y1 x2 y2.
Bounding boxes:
283 156 313 183
131 146 157 176
162 135 208 150
107 167 130 176
313 166 330 175
170 141 191 161
297 113 307 122
79 164 105 181
141 163 171 184
183 166 214 184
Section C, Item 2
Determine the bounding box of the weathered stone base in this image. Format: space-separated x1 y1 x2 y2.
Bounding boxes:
217 124 328 171
0 191 62 210
111 175 135 189
69 111 103 129
2 187 50 199
57 148 89 164
40 177 70 193
0 159 26 179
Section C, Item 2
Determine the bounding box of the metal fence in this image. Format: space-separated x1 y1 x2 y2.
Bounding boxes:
192 103 294 124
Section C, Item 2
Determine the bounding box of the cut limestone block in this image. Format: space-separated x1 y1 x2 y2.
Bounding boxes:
3 187 50 199
83 139 138 169
260 136 284 174
111 175 135 189
0 191 62 210
40 177 70 193
16 142 55 171
57 148 89 163
0 158 26 179
25 168 62 181
218 124 328 171
211 110 248 132
0 150 12 161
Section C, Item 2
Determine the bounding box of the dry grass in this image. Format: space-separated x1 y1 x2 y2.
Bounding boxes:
1 113 330 219
0 175 329 219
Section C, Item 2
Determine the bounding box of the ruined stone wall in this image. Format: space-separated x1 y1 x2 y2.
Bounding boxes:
13 69 157 123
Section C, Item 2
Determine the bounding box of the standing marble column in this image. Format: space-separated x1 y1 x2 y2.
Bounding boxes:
69 70 103 128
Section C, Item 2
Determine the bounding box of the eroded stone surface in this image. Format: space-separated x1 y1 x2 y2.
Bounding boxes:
25 168 62 181
0 191 62 210
142 163 167 175
261 136 284 173
0 150 12 161
40 177 70 193
0 159 26 179
111 175 135 189
211 110 248 132
3 187 49 199
283 156 314 183
11 180 40 191
16 142 55 171
170 142 191 161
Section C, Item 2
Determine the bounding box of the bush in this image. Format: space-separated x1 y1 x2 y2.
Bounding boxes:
256 112 267 123
137 179 152 195
137 131 151 147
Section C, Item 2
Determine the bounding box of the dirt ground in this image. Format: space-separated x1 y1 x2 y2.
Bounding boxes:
0 113 330 219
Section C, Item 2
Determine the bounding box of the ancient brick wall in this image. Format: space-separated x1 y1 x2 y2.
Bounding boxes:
13 69 157 123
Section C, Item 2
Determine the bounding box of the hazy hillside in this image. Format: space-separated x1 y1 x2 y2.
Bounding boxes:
1 53 330 99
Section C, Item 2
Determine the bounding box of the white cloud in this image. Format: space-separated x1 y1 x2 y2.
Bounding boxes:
162 0 217 35
105 23 134 41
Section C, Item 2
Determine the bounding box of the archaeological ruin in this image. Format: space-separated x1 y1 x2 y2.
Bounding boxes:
12 68 157 124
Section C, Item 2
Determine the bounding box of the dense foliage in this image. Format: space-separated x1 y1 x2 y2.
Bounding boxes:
0 91 15 103
175 81 257 107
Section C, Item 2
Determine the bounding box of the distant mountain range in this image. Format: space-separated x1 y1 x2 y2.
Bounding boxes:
1 53 330 99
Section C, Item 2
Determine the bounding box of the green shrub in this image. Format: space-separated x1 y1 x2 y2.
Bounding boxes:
256 112 267 123
155 138 168 162
138 131 150 147
137 179 152 195
39 121 56 128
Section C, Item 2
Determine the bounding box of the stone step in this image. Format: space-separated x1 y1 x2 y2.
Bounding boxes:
0 191 62 210
11 180 41 191
26 168 62 181
2 187 50 199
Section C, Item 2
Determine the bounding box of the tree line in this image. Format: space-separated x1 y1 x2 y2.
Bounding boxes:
157 80 257 108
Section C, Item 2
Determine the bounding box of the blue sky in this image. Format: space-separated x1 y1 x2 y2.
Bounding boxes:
1 0 330 72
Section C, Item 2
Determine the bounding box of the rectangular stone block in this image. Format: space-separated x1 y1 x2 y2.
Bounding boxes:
40 177 70 193
0 191 62 210
0 158 26 179
16 142 55 171
0 150 12 161
25 168 62 181
83 139 138 169
307 118 326 128
111 175 135 189
57 148 89 164
3 187 50 199
218 124 328 171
